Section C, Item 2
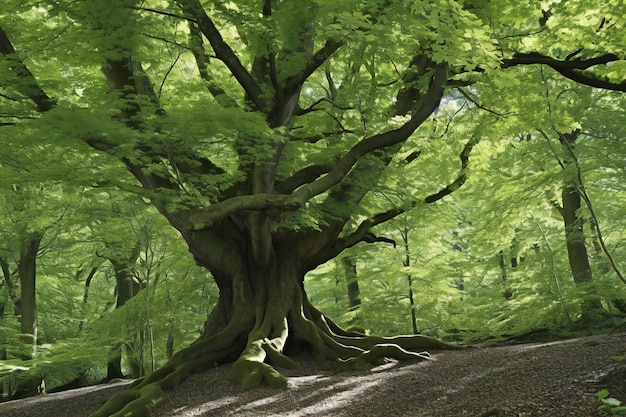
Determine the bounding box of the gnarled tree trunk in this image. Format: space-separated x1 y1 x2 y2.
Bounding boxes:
89 217 458 417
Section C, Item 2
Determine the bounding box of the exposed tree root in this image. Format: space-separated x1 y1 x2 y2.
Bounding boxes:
88 320 247 417
89 298 461 417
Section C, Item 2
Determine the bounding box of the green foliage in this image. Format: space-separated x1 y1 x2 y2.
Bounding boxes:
308 64 626 342
0 337 109 400
598 389 626 414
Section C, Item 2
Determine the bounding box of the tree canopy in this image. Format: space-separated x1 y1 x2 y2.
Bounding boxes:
1 0 625 416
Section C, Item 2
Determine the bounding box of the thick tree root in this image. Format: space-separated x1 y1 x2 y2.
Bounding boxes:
227 315 300 390
88 324 246 417
89 302 461 416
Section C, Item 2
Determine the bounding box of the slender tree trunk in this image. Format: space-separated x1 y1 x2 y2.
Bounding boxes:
0 258 17 320
341 256 361 311
18 233 42 357
561 186 593 286
399 224 419 334
78 266 99 332
106 244 143 380
407 275 419 334
559 131 603 324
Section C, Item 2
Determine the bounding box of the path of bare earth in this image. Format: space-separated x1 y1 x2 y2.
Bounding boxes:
1 332 625 417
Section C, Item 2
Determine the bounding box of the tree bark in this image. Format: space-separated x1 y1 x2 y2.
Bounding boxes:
558 131 603 324
400 224 419 334
341 256 361 311
561 186 593 286
89 223 458 417
17 233 43 357
105 243 143 380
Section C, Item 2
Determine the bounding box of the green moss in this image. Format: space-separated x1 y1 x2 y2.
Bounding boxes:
228 358 290 390
88 389 141 417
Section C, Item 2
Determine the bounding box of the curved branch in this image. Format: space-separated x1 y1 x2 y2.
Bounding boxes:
424 135 479 203
362 233 396 246
284 40 344 93
340 209 403 248
502 52 626 92
317 134 479 261
274 164 333 194
549 66 626 91
292 63 448 204
186 193 300 230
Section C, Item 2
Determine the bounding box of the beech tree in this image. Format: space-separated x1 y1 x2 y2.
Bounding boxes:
1 0 625 415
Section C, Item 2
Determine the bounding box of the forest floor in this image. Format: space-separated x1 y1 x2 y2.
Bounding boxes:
1 331 625 417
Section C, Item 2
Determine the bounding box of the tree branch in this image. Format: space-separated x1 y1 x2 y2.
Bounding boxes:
274 164 334 194
186 193 300 230
503 52 620 70
284 40 344 93
424 135 479 203
457 88 504 117
187 21 237 106
0 26 56 112
338 208 404 249
175 0 265 109
502 52 626 92
292 63 448 204
325 134 479 259
133 6 194 22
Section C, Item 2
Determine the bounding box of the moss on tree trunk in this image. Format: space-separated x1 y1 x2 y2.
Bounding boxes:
89 233 459 417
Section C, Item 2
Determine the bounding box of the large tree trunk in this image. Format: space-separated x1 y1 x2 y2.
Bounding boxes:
86 6 454 415
89 224 458 417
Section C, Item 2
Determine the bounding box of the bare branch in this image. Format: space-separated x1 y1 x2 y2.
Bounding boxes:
133 6 194 22
457 88 504 117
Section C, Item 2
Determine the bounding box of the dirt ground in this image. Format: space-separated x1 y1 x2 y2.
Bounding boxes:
1 332 625 417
